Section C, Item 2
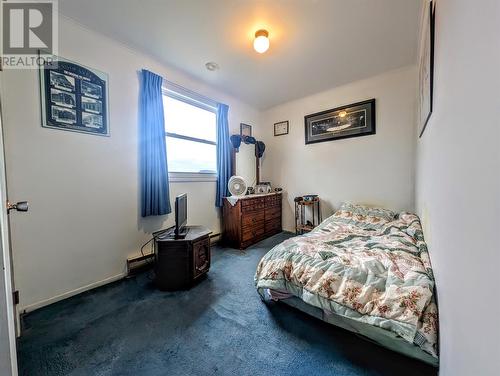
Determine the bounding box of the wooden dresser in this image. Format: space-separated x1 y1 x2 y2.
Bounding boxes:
222 193 282 249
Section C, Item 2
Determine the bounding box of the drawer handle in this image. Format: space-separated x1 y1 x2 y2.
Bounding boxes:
196 261 209 272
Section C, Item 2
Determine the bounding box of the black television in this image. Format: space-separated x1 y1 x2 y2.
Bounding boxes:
174 193 188 238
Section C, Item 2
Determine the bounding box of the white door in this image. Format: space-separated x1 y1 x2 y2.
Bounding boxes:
0 87 19 375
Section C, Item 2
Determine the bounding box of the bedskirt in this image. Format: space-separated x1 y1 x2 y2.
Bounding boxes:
258 287 438 367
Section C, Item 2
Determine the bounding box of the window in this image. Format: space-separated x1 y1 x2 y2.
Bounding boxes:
163 85 217 181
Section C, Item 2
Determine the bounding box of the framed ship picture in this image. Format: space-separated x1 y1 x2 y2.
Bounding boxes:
304 99 375 144
39 55 110 136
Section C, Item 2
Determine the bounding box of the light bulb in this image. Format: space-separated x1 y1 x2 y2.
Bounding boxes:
253 29 269 53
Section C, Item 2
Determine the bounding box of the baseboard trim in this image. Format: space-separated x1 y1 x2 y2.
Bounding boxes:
21 272 126 313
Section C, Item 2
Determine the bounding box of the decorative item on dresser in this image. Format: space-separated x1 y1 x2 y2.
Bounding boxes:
255 182 271 194
223 192 282 249
154 226 211 291
295 195 321 234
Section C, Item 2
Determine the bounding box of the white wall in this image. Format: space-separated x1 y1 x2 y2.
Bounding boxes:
260 66 417 231
415 1 500 375
0 16 260 312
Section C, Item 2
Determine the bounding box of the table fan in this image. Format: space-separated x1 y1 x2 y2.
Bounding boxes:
228 176 247 196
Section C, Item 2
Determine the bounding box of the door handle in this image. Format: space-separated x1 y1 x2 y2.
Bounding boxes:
7 201 28 213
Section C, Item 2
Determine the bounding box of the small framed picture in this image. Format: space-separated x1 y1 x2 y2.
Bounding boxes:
240 123 252 137
274 121 289 136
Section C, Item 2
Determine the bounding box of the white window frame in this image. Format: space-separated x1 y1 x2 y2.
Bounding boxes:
162 81 218 182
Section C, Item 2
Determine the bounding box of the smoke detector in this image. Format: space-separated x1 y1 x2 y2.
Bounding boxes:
205 62 220 71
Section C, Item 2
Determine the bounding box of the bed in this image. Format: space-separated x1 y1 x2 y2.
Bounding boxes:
255 203 439 366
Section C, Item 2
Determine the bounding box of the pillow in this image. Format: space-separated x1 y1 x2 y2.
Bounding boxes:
338 202 396 221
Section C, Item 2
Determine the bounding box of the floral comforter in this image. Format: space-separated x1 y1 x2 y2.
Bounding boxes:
255 209 438 357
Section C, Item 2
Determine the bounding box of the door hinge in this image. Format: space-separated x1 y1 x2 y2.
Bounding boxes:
13 290 19 305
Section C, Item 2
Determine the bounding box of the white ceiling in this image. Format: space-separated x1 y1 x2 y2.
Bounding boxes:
59 0 421 110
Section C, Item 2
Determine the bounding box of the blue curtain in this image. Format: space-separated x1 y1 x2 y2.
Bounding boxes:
215 103 231 207
139 69 171 217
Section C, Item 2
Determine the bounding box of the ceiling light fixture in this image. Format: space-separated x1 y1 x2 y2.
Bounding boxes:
253 29 269 54
205 62 220 71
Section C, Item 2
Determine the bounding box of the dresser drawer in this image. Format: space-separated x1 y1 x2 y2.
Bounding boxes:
242 202 265 213
242 224 265 242
242 197 265 207
265 218 281 233
242 211 265 227
265 207 281 220
265 194 282 207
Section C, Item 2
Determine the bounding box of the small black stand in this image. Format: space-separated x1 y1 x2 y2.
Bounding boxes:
154 226 211 291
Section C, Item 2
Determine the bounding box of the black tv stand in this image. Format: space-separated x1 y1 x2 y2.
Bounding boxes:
154 226 212 291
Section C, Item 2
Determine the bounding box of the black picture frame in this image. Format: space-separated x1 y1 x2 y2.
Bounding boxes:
240 123 252 137
304 99 376 145
418 1 435 138
274 121 289 136
39 54 110 137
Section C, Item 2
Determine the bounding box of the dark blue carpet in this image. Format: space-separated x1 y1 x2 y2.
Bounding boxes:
18 232 437 376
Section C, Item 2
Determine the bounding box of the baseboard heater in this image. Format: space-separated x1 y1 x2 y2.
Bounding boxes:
126 253 155 277
126 232 221 277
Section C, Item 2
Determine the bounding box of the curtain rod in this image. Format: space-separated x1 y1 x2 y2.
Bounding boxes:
162 79 219 109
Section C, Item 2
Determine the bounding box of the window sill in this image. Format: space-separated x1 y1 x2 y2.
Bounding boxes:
169 172 217 183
